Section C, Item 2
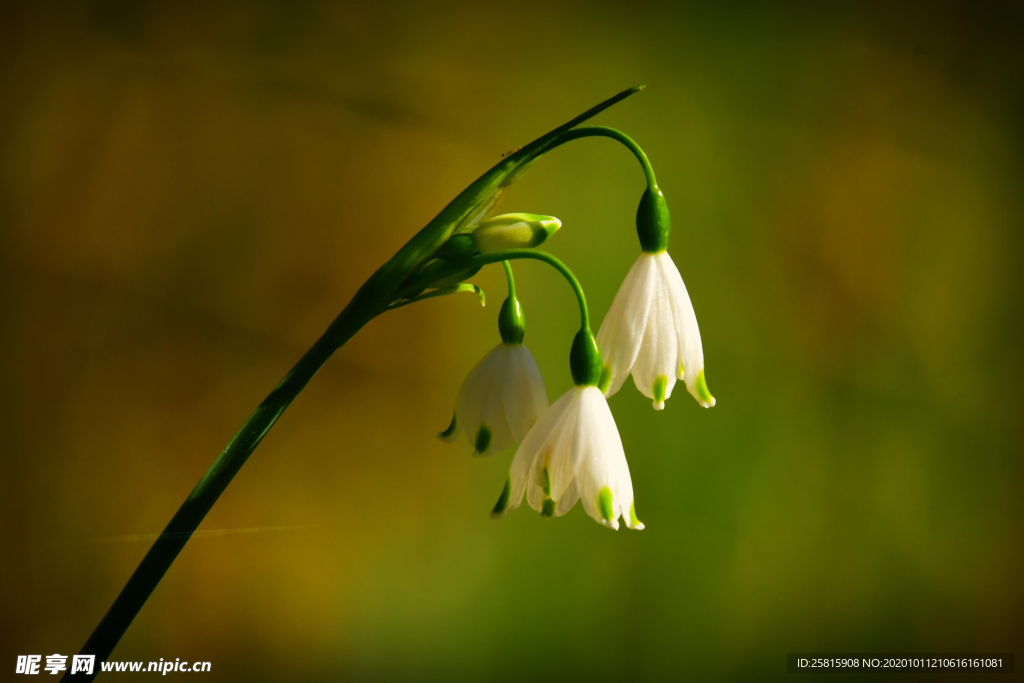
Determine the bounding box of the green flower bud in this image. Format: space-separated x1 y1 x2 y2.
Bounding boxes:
436 233 476 261
471 213 561 253
636 185 670 253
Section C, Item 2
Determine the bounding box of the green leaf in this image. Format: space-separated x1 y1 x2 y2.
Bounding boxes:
387 284 485 310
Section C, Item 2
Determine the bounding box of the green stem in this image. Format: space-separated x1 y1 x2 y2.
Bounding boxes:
501 260 516 298
551 126 658 188
471 250 589 332
62 301 379 681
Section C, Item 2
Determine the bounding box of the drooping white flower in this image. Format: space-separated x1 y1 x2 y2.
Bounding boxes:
439 343 548 456
597 251 715 410
492 385 643 530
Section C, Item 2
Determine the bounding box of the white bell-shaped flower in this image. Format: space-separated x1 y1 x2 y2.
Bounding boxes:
439 343 548 456
597 251 715 410
492 385 643 530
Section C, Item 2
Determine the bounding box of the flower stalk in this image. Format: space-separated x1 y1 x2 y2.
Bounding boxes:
64 83 718 680
497 262 525 344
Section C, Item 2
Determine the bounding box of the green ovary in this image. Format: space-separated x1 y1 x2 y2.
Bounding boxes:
541 499 556 517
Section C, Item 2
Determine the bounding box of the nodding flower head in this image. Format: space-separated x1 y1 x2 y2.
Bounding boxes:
597 250 714 410
439 343 548 457
492 385 643 531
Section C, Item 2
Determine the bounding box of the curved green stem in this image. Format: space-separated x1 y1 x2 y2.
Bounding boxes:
470 250 589 332
501 260 516 298
551 126 658 189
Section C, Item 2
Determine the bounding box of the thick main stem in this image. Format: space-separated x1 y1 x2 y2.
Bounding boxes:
63 305 377 681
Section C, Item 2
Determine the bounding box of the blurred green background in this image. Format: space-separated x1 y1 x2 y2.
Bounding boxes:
1 1 1021 680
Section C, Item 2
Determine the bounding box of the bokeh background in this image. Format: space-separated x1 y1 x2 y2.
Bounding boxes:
2 1 1022 680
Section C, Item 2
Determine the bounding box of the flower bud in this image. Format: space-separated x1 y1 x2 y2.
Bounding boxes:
471 213 561 253
436 233 476 261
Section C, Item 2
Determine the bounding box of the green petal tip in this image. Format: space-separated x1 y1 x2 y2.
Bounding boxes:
695 369 715 408
598 486 614 522
652 375 668 410
473 425 492 455
438 412 458 441
490 476 511 518
629 500 644 530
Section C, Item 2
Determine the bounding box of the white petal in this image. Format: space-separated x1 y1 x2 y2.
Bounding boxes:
606 413 640 530
658 252 715 408
456 345 514 455
599 388 635 527
526 477 545 513
501 344 548 443
530 388 584 509
596 254 658 397
575 387 632 529
505 388 578 513
455 346 500 441
630 264 678 410
623 497 645 530
554 479 580 516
